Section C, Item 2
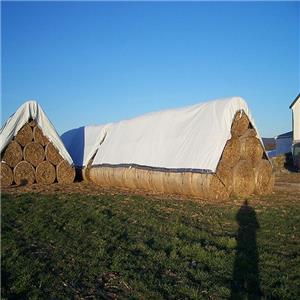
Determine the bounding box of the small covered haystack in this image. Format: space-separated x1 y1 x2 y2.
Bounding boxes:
1 101 75 186
62 97 273 199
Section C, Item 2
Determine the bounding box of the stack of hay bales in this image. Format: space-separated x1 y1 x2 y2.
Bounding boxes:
86 112 273 200
1 101 75 187
73 97 274 200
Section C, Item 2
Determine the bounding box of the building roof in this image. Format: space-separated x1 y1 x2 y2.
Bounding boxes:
276 131 293 139
289 93 300 109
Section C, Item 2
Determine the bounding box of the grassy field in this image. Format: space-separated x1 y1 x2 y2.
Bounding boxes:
1 174 300 299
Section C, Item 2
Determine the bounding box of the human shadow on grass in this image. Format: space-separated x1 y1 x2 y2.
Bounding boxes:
231 200 261 300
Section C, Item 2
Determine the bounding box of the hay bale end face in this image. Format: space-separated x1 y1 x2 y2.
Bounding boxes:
45 143 64 166
219 137 241 169
254 159 273 195
232 160 255 197
231 112 250 137
1 162 14 187
56 160 75 184
15 123 33 146
14 161 35 185
23 142 45 167
36 161 56 184
33 126 49 146
2 141 23 167
240 135 264 166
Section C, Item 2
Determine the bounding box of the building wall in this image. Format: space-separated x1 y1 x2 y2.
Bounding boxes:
292 99 300 142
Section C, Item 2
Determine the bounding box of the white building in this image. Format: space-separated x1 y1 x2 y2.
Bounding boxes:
289 93 300 165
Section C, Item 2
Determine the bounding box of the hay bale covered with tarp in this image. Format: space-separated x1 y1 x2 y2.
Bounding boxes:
0 100 75 186
62 97 273 199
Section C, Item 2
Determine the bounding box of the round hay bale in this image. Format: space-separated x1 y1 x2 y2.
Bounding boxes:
266 173 275 194
254 159 273 195
232 160 255 197
123 167 139 190
219 137 241 169
216 162 233 195
190 172 229 200
33 126 49 146
23 142 45 167
28 119 37 127
45 143 63 166
36 161 56 184
15 123 33 146
1 162 14 187
56 160 75 184
240 135 264 166
162 172 183 195
14 161 35 185
2 141 23 167
231 112 250 137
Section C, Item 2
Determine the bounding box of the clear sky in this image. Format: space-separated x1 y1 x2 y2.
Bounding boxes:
1 1 299 137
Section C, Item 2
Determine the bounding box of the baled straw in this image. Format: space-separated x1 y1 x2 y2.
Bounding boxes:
14 161 35 185
56 160 75 184
2 141 23 167
240 134 263 166
23 142 45 167
28 119 37 127
89 166 229 200
219 137 241 169
216 161 233 195
33 126 49 146
232 160 255 197
254 159 273 195
45 143 63 166
189 172 229 200
36 161 56 184
231 112 250 137
15 123 33 146
1 162 14 187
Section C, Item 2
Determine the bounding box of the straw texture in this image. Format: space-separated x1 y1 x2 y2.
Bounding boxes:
15 123 33 146
1 162 14 187
2 141 23 167
23 142 45 167
36 161 56 184
56 160 75 184
33 126 49 146
45 143 63 166
14 161 35 185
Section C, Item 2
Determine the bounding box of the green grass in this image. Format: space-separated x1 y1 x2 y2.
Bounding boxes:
1 192 300 299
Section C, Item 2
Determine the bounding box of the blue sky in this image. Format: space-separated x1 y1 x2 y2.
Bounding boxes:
1 1 299 137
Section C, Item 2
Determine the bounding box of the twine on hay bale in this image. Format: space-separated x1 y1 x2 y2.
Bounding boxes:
36 161 56 184
219 137 241 169
33 126 49 146
231 112 250 137
45 143 63 166
56 160 75 184
240 132 264 166
254 159 273 195
1 162 14 187
15 123 33 146
23 142 45 167
232 160 255 197
2 141 23 167
14 161 35 185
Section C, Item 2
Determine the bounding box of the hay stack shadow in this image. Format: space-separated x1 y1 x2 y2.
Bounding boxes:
231 200 261 299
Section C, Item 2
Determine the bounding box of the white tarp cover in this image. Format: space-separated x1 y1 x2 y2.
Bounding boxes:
61 124 111 167
0 100 73 165
91 97 260 172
